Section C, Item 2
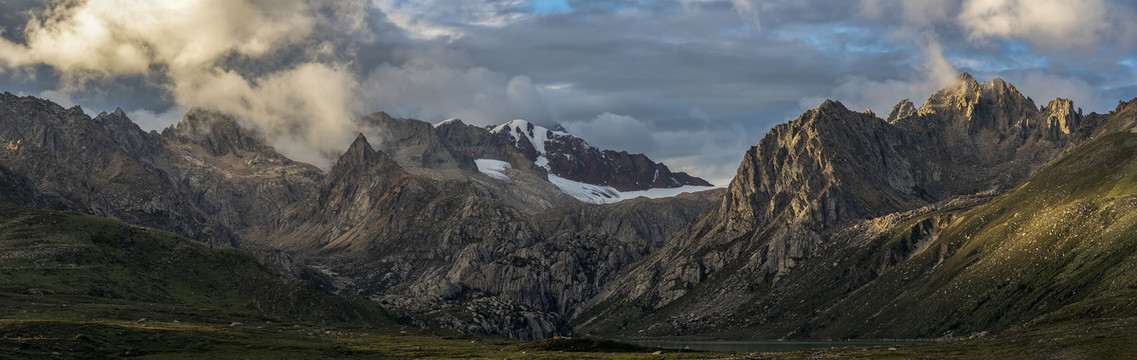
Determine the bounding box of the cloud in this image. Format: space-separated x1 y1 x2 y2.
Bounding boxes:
0 0 372 167
362 59 550 126
370 0 529 40
170 63 363 166
821 32 959 115
562 112 657 155
959 0 1107 50
801 0 961 117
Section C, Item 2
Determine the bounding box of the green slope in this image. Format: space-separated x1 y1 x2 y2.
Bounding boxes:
800 130 1137 340
0 203 388 325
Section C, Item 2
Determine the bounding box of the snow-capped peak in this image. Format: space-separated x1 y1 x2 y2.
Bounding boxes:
486 119 714 204
434 118 464 127
489 119 571 170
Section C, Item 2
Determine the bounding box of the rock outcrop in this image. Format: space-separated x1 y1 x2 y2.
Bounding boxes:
886 98 916 123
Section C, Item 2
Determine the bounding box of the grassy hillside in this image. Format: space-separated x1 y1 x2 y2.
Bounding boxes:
0 203 388 325
803 131 1137 339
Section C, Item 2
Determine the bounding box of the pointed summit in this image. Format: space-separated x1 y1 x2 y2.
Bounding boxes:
344 133 377 163
818 99 847 112
327 133 386 180
918 73 984 117
887 99 917 123
94 106 148 153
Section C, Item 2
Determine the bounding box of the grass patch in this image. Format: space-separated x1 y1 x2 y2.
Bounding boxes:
524 338 654 352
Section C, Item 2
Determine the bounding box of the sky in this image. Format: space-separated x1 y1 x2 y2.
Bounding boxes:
0 0 1135 184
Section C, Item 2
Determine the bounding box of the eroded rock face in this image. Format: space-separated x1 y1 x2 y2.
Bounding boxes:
578 74 1107 337
0 93 233 245
150 109 325 233
0 93 328 249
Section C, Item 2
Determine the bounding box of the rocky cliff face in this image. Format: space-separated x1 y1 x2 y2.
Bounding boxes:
148 109 324 233
577 74 1107 336
0 93 232 245
490 120 711 191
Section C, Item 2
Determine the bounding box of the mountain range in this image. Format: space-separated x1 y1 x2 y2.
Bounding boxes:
1 73 1136 350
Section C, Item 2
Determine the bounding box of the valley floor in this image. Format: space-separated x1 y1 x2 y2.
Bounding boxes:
0 318 728 359
3 315 1134 359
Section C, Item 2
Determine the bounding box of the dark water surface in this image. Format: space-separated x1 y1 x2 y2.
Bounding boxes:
629 339 929 353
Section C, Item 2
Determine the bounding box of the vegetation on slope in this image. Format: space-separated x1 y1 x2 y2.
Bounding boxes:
0 203 388 325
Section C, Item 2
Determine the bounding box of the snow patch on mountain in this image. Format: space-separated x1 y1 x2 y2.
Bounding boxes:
488 118 713 202
434 118 463 127
475 159 512 182
549 174 717 204
490 119 570 169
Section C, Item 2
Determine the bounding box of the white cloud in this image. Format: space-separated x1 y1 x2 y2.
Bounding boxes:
370 0 528 40
0 0 372 168
959 0 1107 50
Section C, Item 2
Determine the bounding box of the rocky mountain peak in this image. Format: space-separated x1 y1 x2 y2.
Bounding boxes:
817 99 846 112
161 108 269 157
914 73 1038 134
887 99 917 123
918 73 982 116
489 119 555 165
1041 98 1081 135
328 132 404 181
94 107 148 153
343 133 378 164
980 77 1034 109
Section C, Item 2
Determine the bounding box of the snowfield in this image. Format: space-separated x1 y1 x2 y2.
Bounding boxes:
477 158 715 203
474 159 513 182
548 174 717 204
